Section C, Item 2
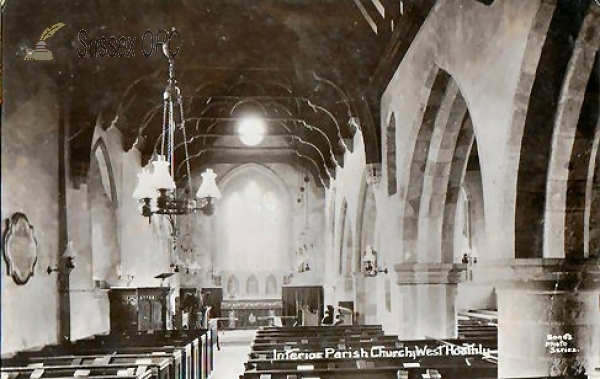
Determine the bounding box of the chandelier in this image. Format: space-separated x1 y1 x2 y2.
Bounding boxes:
132 48 221 221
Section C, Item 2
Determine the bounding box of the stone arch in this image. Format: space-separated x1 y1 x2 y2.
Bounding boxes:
88 137 120 286
386 113 397 196
564 50 600 258
402 69 452 262
588 120 600 257
441 115 477 263
502 0 556 258
460 141 486 261
217 163 293 203
90 137 118 207
400 63 487 265
544 6 600 258
355 177 378 324
215 163 292 275
514 1 593 258
357 179 378 271
415 78 468 262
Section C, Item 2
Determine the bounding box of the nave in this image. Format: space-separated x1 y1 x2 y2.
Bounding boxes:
2 0 600 378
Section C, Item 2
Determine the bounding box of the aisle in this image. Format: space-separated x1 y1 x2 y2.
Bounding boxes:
211 329 256 379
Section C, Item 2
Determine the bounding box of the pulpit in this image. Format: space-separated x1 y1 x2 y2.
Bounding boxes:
108 287 171 333
281 286 324 325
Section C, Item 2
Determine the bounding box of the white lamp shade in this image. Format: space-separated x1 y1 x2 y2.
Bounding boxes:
363 245 376 263
151 155 176 190
132 168 157 199
196 168 221 199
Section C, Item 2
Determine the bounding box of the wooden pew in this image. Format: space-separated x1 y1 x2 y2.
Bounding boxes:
244 324 500 379
18 354 173 379
256 325 382 335
4 330 212 379
250 337 497 356
251 337 394 349
80 330 212 379
253 331 385 342
0 363 157 379
242 363 497 379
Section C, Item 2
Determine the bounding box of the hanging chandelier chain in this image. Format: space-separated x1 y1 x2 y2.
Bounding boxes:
133 51 221 220
161 97 168 158
179 96 193 191
169 98 175 178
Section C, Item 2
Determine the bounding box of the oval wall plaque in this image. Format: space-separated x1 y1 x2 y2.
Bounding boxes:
2 212 38 285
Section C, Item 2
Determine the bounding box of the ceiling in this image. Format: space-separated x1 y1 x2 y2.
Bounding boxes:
2 0 433 187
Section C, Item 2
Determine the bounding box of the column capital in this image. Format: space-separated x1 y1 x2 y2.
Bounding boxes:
393 262 466 285
474 258 600 291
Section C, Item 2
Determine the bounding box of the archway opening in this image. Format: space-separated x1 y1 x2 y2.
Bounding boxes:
88 144 119 287
216 165 291 299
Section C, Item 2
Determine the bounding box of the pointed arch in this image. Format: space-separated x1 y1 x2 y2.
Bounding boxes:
246 275 259 296
265 274 277 296
227 275 239 297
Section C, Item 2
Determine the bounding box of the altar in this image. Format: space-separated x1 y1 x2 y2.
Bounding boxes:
220 299 283 329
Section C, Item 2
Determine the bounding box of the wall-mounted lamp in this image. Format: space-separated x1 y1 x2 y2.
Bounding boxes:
295 245 311 273
363 245 387 277
298 261 310 273
116 264 135 286
47 256 75 275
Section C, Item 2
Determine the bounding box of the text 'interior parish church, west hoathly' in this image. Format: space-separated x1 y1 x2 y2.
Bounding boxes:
2 1 599 378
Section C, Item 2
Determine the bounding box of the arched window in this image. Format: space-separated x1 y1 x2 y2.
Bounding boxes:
265 275 277 295
246 275 259 296
455 185 473 259
227 276 239 297
338 201 348 274
387 113 397 196
217 165 290 274
385 276 392 313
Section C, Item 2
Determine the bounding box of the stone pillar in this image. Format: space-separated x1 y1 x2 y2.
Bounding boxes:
394 263 463 339
496 259 600 378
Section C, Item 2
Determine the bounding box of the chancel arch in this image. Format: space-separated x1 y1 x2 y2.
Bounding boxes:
214 164 292 299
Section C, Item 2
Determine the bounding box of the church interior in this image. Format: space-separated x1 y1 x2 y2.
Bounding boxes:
1 0 599 378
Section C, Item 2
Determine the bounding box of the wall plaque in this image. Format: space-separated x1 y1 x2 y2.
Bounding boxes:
2 212 38 285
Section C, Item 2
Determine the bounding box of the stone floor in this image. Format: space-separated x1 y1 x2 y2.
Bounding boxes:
211 329 256 379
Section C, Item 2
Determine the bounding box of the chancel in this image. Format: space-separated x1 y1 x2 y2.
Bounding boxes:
1 1 599 379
